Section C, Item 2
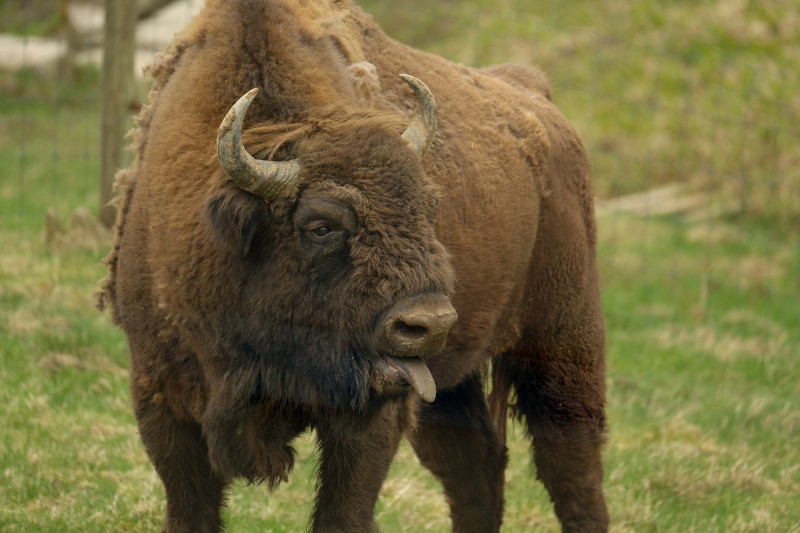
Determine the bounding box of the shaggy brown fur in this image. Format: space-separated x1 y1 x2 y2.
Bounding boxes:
99 0 608 532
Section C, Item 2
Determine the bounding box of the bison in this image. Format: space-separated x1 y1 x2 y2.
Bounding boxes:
98 0 608 531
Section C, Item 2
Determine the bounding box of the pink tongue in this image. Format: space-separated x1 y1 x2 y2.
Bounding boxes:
392 357 436 402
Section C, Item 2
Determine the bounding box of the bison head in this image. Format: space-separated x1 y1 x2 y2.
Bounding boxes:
204 76 456 412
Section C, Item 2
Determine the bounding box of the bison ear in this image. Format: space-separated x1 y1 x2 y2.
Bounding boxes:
205 186 271 259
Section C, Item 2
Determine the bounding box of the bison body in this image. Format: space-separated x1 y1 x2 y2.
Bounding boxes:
99 0 608 531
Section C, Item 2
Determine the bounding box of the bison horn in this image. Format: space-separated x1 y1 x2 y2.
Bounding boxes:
399 74 438 159
217 88 300 200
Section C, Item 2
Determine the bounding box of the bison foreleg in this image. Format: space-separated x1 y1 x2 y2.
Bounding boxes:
311 398 411 533
409 373 507 533
132 384 229 533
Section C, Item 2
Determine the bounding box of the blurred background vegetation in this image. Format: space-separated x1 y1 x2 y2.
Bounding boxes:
1 0 798 531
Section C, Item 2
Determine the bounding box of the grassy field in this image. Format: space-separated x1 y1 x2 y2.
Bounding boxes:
2 0 799 531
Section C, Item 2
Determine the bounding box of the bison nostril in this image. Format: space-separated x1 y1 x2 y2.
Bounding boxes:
393 321 428 339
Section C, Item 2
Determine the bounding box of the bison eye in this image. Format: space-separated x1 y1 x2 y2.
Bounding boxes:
311 225 331 238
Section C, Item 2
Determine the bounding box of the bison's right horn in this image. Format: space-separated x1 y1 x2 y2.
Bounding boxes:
217 88 300 201
400 74 438 159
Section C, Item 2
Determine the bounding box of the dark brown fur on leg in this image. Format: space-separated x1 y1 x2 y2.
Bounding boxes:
312 399 411 533
530 422 608 533
498 356 609 533
132 384 229 533
410 374 507 533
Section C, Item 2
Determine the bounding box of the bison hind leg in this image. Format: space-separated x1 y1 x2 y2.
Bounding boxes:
494 354 609 533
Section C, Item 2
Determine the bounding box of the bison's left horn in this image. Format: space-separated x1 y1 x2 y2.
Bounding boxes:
217 88 300 200
400 74 438 159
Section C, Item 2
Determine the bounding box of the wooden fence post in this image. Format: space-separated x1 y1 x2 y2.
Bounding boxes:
99 0 137 228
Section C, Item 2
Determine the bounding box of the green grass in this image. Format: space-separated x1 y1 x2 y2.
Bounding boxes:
2 0 800 531
597 213 800 531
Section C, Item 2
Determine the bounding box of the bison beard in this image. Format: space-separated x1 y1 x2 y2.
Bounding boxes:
99 0 609 532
